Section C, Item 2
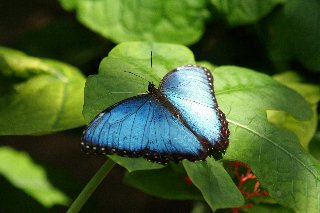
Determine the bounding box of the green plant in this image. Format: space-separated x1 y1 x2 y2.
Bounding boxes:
1 0 320 212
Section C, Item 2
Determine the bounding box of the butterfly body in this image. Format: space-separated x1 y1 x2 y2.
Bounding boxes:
81 65 229 164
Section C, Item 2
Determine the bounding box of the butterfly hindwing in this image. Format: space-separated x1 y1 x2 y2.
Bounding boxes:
82 95 207 163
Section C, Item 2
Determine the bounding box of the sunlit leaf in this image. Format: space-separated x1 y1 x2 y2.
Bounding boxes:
0 146 70 207
0 47 86 135
59 0 210 45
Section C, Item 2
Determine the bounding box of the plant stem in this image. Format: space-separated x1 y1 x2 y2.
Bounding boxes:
67 158 116 213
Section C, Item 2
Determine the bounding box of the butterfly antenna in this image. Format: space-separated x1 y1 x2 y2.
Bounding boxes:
124 70 149 83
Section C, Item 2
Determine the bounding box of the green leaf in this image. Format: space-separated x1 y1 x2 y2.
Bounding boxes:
123 164 203 200
268 72 320 150
214 66 319 212
0 47 86 135
209 0 285 26
183 159 244 211
83 41 195 122
266 0 320 71
0 146 70 207
59 0 210 45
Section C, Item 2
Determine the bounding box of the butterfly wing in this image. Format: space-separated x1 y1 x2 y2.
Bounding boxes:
159 65 229 158
82 95 207 163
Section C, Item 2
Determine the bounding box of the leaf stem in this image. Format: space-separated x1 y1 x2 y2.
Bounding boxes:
67 158 116 213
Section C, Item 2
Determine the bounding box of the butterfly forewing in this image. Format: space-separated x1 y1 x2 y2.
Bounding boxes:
82 95 207 163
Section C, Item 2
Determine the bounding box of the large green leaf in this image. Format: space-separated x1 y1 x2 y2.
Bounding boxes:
209 0 285 26
59 0 210 45
214 66 319 212
266 0 320 72
0 47 86 135
183 159 244 210
0 146 70 207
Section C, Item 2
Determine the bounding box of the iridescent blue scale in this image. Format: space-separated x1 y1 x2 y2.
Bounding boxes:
81 65 229 164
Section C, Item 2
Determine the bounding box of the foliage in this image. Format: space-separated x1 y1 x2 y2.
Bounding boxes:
0 47 85 135
1 0 320 212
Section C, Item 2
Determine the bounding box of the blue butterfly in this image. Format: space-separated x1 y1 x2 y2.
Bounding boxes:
81 65 229 164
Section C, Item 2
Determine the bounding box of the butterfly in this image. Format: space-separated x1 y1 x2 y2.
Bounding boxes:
81 65 229 164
